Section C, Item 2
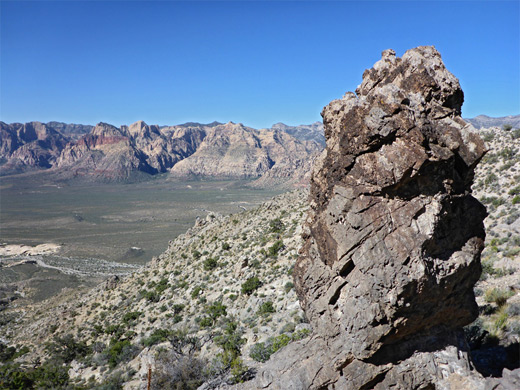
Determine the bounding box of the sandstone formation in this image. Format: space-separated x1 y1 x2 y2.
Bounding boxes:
0 121 69 174
168 122 320 180
1 119 320 186
233 46 508 389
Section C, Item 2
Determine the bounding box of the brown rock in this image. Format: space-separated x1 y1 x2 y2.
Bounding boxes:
233 46 491 389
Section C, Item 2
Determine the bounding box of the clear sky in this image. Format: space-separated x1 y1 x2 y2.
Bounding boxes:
1 0 519 129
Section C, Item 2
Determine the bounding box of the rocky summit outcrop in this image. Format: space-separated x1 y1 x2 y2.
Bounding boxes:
229 46 517 390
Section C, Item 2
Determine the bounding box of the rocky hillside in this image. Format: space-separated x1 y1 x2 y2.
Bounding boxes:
1 120 320 187
0 190 312 389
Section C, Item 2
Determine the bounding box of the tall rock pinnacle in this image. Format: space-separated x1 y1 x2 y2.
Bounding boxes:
232 46 501 389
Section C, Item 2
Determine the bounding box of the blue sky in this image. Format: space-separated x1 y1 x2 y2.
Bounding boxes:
1 1 519 129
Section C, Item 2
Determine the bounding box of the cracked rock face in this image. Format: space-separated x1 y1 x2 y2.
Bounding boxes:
296 45 487 364
235 46 493 389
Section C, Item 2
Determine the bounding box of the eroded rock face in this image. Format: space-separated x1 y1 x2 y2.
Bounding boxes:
236 46 491 389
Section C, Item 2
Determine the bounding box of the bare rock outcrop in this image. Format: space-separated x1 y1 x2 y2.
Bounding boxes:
232 46 499 389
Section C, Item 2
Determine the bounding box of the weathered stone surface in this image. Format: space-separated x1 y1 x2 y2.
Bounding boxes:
230 46 493 389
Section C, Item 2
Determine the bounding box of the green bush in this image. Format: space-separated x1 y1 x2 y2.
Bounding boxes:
241 277 261 295
198 317 213 328
509 185 520 196
155 278 169 294
203 257 218 271
122 311 142 325
0 359 71 389
45 334 90 364
140 289 160 303
191 286 202 298
142 329 172 347
268 240 284 257
206 301 227 322
249 334 291 363
258 301 275 316
269 218 285 233
105 339 139 368
214 321 245 359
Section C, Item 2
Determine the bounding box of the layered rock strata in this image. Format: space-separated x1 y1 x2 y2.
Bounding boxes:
235 46 499 389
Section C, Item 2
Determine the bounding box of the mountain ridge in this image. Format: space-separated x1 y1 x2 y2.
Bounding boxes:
0 121 321 187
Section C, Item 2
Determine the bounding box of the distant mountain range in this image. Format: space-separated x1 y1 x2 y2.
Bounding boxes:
1 115 517 186
464 114 520 129
0 120 321 188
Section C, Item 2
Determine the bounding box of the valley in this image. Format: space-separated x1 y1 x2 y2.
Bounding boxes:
0 174 282 303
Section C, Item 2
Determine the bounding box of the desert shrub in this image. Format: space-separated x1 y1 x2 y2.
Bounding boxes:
142 329 172 347
269 218 285 233
482 132 494 142
484 173 498 185
258 301 275 316
45 334 90 363
122 311 141 325
268 240 284 257
505 211 519 225
292 328 311 340
503 124 513 131
191 286 202 298
140 289 160 303
249 334 291 363
509 185 520 196
151 352 207 390
203 257 218 271
214 320 245 359
464 318 487 349
206 301 227 322
512 195 520 205
284 281 294 293
493 309 509 332
198 317 213 328
155 278 169 294
484 288 514 307
241 277 261 295
221 242 231 251
512 129 520 139
172 304 185 314
105 339 140 368
192 249 201 259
